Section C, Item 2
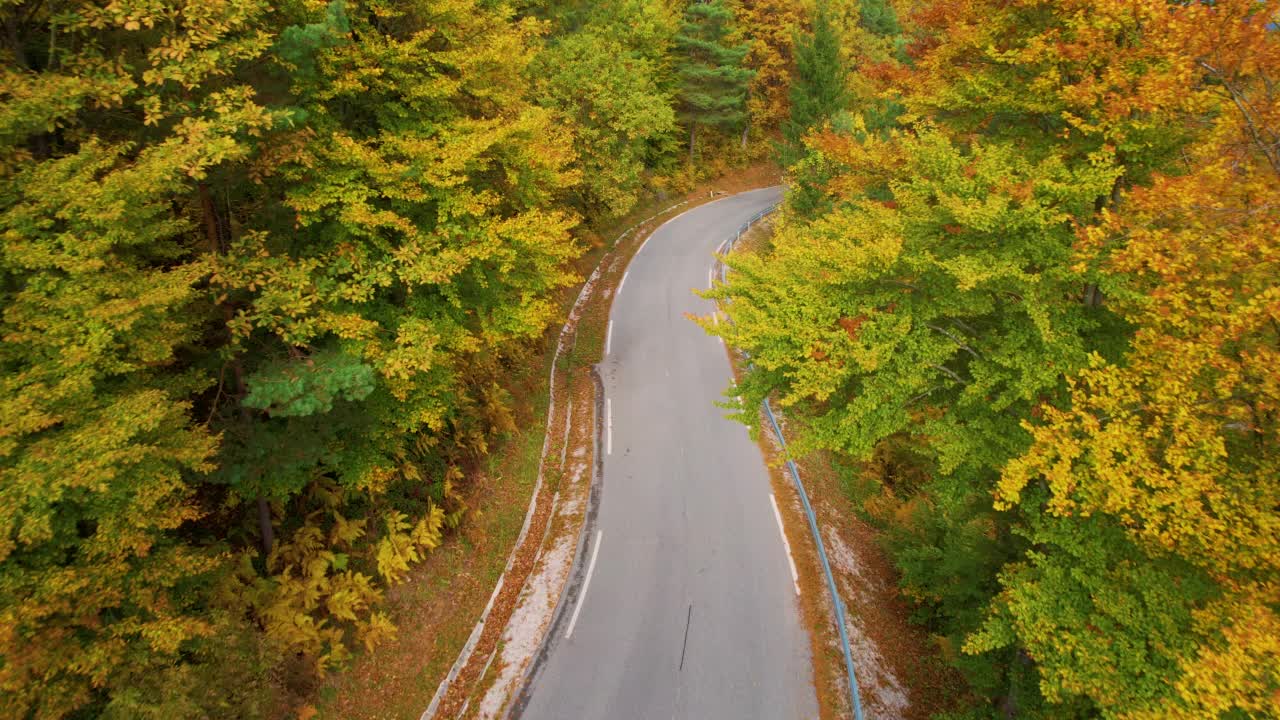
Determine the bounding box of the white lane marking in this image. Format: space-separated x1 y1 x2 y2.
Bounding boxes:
769 494 802 596
606 398 613 455
566 530 604 639
708 266 714 289
712 312 719 326
606 320 613 356
618 270 628 296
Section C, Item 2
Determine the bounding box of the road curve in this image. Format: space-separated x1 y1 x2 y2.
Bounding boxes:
515 187 818 720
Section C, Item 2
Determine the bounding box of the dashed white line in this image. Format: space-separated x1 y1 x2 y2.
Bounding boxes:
565 530 604 639
606 320 613 356
618 270 629 296
708 266 714 289
769 494 802 596
606 398 613 455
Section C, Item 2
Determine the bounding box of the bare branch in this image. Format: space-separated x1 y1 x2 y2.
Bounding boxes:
930 363 969 386
927 323 981 360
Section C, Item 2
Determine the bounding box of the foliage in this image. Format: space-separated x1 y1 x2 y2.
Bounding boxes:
234 480 445 674
739 0 809 135
858 0 900 37
782 7 849 164
532 1 679 218
674 0 754 158
713 0 1280 716
977 5 1280 711
1 0 269 714
0 0 749 714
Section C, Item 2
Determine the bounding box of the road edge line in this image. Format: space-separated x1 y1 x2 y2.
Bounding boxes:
564 530 603 639
770 493 802 596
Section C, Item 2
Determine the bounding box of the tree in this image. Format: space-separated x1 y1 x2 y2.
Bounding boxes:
978 163 1280 717
858 0 900 37
0 0 275 714
533 0 679 218
710 118 1121 712
975 5 1280 715
209 0 583 670
781 7 849 164
1 0 596 712
674 0 753 161
739 0 808 138
711 0 1280 715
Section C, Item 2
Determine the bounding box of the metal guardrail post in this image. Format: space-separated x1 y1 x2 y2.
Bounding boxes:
719 205 866 720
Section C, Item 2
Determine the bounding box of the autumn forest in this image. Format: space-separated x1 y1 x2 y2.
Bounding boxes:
2 0 1278 718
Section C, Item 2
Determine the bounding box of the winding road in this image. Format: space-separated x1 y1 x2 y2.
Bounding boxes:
514 187 818 720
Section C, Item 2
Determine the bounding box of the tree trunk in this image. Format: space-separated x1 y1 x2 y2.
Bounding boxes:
1083 282 1103 308
688 125 698 165
229 357 271 555
1000 650 1033 718
201 182 274 556
5 14 27 70
198 182 221 254
740 121 749 151
257 498 275 556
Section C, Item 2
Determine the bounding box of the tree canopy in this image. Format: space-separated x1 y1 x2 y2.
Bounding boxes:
7 0 1276 716
0 0 775 715
713 0 1280 716
674 0 754 159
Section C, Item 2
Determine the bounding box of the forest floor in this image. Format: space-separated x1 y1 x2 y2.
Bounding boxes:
726 218 969 720
307 163 783 720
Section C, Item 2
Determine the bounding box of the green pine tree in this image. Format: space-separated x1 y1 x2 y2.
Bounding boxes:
781 7 849 164
674 0 754 162
858 0 901 37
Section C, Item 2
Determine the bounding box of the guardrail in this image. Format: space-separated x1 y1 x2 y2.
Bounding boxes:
717 206 866 720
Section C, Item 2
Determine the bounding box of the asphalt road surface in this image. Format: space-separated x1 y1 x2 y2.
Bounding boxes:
515 187 818 720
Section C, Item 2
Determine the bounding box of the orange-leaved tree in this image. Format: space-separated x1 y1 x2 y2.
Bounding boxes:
979 3 1280 716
